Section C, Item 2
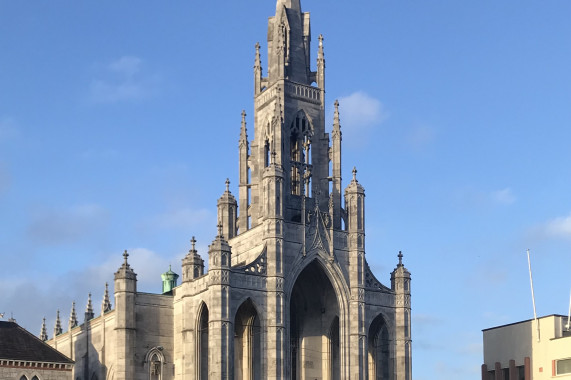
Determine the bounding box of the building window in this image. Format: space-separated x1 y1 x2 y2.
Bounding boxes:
145 348 165 380
516 365 525 380
557 358 571 375
20 376 28 380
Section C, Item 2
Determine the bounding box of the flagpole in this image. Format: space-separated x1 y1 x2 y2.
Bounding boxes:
527 249 540 341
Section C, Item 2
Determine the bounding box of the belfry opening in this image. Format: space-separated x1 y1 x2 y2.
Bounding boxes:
290 260 341 380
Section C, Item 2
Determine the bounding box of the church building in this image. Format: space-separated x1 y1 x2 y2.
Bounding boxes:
45 1 412 379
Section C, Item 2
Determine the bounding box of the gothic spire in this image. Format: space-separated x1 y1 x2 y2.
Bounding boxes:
102 282 112 313
54 310 62 336
69 301 78 329
40 317 48 341
85 293 94 322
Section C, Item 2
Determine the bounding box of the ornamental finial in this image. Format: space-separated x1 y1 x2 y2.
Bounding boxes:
398 251 403 266
352 167 357 182
191 236 196 251
225 178 230 192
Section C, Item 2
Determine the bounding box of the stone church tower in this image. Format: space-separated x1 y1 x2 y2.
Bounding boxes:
46 1 412 379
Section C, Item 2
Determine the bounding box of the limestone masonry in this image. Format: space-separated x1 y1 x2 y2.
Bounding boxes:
45 1 412 379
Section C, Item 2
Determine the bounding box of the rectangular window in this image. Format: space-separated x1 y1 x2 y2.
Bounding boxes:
503 368 510 380
517 365 525 380
557 358 571 375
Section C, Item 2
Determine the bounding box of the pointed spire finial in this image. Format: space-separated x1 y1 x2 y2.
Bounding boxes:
333 100 341 128
398 251 403 266
69 301 78 329
240 110 248 142
40 317 48 341
102 282 112 313
85 293 94 322
54 310 62 336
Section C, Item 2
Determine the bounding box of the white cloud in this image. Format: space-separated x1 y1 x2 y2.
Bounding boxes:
27 203 109 245
491 187 516 205
89 56 158 104
337 91 388 129
542 213 571 239
108 56 142 78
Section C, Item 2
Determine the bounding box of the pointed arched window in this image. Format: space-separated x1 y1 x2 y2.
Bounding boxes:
290 111 313 196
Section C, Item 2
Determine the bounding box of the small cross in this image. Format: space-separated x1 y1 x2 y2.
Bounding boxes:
217 223 223 237
398 251 403 266
352 167 357 182
123 250 129 265
225 178 230 192
191 236 196 251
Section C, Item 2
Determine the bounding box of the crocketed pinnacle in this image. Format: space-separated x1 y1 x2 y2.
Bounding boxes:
54 310 62 336
40 317 48 341
85 293 94 322
102 282 112 313
69 301 78 330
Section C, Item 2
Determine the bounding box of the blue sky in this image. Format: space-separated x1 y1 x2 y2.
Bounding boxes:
1 1 571 378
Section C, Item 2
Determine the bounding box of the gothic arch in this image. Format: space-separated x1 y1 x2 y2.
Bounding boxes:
18 375 29 380
234 298 262 380
196 302 209 380
368 313 394 380
145 346 165 380
287 256 349 380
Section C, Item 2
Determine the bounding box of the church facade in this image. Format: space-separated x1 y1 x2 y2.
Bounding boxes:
46 1 412 379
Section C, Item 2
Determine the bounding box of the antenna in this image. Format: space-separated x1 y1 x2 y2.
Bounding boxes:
527 249 540 341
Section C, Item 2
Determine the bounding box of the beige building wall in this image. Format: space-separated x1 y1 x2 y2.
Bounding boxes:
483 315 571 380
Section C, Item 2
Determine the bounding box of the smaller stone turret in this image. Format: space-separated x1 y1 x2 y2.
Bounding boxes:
391 251 412 380
209 224 232 272
218 179 238 240
40 317 48 341
54 310 62 336
182 237 205 281
114 250 137 380
161 265 179 294
69 302 78 330
85 293 94 322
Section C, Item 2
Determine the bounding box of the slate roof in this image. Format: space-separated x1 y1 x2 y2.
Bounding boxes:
0 321 74 364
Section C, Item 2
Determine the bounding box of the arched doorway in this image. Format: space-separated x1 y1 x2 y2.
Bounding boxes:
234 298 261 380
290 260 340 379
368 314 392 380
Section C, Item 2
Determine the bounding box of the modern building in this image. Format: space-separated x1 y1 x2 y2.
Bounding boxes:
44 0 413 379
0 320 74 380
482 314 571 380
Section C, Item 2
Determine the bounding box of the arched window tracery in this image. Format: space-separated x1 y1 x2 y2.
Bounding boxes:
144 347 165 380
290 111 313 196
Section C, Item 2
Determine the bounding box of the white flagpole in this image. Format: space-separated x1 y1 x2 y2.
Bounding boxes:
527 249 540 341
567 288 571 331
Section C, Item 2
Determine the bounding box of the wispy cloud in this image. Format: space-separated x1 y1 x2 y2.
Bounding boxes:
540 213 571 239
108 56 142 78
27 203 109 245
154 207 214 231
337 91 388 128
89 56 158 104
491 187 516 205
